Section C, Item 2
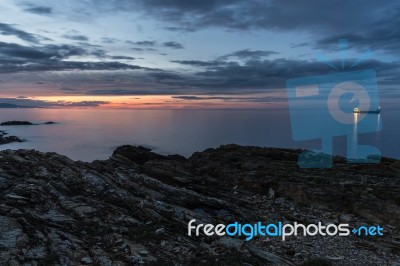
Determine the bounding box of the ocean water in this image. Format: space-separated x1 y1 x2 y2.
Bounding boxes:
0 108 398 162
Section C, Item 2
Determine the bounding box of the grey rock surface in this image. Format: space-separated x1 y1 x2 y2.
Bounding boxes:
0 144 398 265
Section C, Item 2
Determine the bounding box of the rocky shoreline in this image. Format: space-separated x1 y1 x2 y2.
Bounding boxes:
0 120 56 145
0 130 24 144
0 145 398 265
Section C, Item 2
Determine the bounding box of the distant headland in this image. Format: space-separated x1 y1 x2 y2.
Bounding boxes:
0 103 33 108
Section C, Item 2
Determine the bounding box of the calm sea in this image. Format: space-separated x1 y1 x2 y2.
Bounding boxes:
0 108 398 162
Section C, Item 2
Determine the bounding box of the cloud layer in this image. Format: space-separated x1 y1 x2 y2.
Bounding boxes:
0 0 398 105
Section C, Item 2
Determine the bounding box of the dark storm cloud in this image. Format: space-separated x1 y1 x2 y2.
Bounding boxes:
63 34 89 41
315 26 400 54
130 47 158 52
163 41 184 49
137 58 400 95
14 56 397 97
0 61 145 73
101 37 118 44
0 98 109 107
194 59 400 90
92 59 325 94
85 89 142 95
172 50 279 69
0 41 147 73
147 72 187 86
0 42 57 60
39 0 399 55
62 101 110 107
167 58 331 92
0 0 398 99
133 0 392 31
1 37 398 96
172 95 203 100
0 23 39 43
172 95 251 101
133 41 156 46
43 61 144 72
131 0 400 54
109 55 135 60
85 87 185 95
171 95 286 102
24 6 52 15
0 42 89 60
171 60 226 67
219 49 279 60
314 4 400 53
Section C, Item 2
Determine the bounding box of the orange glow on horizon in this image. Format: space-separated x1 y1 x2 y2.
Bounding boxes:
17 94 288 109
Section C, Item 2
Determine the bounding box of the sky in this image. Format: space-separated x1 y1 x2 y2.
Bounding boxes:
0 0 399 108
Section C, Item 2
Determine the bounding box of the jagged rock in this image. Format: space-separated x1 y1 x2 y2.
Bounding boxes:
0 145 397 265
112 145 165 165
0 216 28 248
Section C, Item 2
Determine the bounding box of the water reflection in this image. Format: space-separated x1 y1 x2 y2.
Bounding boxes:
0 108 394 162
350 112 382 160
350 113 358 159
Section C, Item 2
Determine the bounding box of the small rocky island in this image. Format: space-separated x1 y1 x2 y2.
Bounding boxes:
0 144 398 265
0 121 56 145
1 120 55 126
0 121 33 126
0 131 24 144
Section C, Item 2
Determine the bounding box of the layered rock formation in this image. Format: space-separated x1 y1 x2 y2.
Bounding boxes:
0 145 398 265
